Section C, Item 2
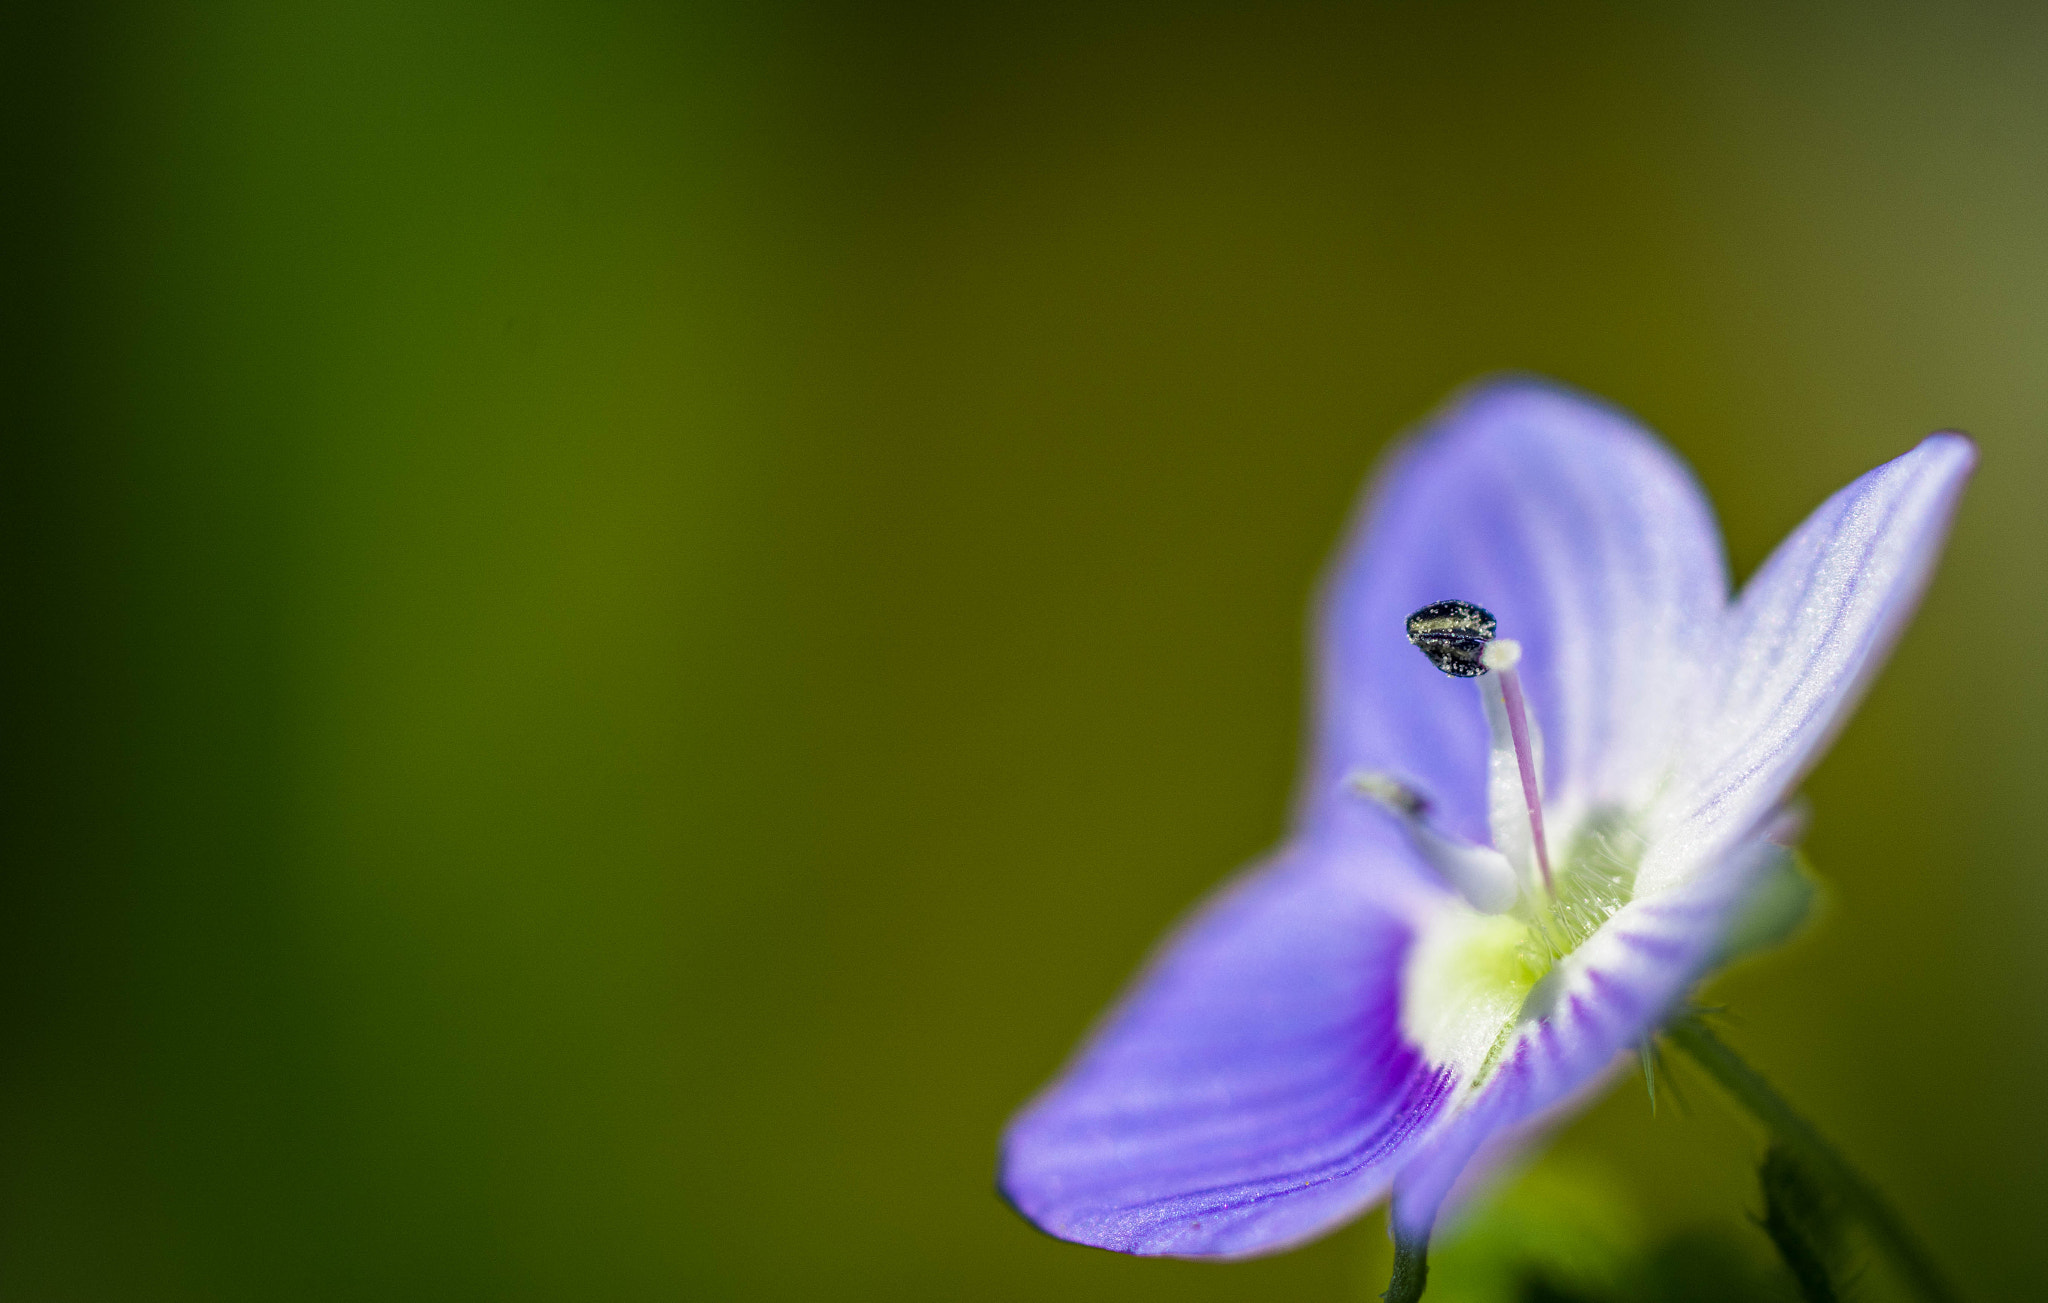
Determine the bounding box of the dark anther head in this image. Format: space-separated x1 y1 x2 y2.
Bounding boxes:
1406 600 1497 677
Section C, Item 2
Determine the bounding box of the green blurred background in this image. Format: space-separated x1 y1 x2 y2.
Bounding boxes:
9 2 2045 1298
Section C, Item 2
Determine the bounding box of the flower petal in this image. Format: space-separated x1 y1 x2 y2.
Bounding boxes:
999 828 1452 1258
1642 434 1975 893
1312 379 1728 848
1386 839 1784 1239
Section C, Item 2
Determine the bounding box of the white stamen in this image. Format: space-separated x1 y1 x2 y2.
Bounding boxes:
1477 639 1554 896
1350 773 1520 914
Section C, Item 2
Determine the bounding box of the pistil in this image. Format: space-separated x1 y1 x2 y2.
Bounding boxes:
1479 639 1553 896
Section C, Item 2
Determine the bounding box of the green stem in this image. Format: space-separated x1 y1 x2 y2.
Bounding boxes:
1379 1223 1429 1303
1665 1015 1959 1303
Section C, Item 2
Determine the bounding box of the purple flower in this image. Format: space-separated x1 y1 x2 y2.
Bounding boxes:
999 379 1973 1260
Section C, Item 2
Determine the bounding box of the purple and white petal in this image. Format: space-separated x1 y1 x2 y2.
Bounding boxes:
999 825 1453 1258
1386 837 1787 1239
1642 434 1975 892
1312 379 1727 848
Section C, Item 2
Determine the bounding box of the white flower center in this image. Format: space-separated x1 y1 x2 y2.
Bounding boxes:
1365 605 1652 1080
1399 808 1646 1078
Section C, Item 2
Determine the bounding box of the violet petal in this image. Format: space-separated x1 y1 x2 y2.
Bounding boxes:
999 826 1452 1257
1312 379 1727 848
1644 433 1976 891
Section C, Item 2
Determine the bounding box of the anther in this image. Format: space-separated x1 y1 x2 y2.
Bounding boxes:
1348 772 1518 914
1403 601 1556 899
1405 600 1497 678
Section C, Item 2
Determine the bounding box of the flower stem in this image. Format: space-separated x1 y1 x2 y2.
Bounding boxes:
1379 1223 1428 1303
1664 1015 1959 1303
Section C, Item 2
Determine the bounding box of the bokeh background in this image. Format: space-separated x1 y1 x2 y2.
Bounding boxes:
9 2 2046 1298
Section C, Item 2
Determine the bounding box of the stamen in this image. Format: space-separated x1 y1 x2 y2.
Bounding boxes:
1350 772 1519 914
1404 601 1556 901
1480 639 1554 896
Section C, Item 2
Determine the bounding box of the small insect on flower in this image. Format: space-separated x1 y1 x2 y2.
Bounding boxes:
998 377 1973 1263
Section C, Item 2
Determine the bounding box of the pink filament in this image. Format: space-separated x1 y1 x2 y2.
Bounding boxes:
1495 662 1553 896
